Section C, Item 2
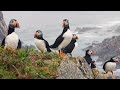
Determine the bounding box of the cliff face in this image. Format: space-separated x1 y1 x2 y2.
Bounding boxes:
57 56 117 79
57 57 94 79
0 11 7 43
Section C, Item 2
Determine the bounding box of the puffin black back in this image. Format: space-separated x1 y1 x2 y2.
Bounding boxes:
84 50 92 65
63 39 76 54
50 27 68 48
7 27 15 35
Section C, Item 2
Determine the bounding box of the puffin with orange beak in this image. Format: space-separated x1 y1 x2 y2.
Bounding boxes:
62 34 79 57
50 19 73 58
34 30 51 53
1 19 21 49
83 49 96 65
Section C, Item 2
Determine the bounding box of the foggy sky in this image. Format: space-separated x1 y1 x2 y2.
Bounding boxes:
3 11 120 29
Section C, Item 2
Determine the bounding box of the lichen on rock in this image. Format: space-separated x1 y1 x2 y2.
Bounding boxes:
57 56 94 79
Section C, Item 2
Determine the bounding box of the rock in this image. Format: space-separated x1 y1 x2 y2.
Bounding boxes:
57 56 119 79
0 11 7 43
57 56 118 79
57 57 94 79
92 68 116 79
57 60 85 79
92 41 99 45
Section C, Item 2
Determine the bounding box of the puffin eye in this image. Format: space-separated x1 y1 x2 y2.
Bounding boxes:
88 50 93 55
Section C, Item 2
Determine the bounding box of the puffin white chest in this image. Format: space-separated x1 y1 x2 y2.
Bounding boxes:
105 62 116 72
34 38 47 52
73 42 78 52
63 29 73 38
58 29 73 49
5 32 19 49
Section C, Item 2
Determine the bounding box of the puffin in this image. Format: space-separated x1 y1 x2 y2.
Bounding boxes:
103 56 119 75
50 19 73 57
62 34 78 57
1 19 21 50
34 30 51 53
83 49 96 65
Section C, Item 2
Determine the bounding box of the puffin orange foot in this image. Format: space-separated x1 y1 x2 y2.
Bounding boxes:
59 52 68 60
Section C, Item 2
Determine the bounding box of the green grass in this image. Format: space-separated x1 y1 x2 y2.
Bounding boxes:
0 47 63 79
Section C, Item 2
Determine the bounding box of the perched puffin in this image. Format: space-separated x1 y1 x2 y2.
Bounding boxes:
1 19 21 50
83 49 96 65
34 30 51 53
103 56 119 75
50 19 73 55
62 34 78 57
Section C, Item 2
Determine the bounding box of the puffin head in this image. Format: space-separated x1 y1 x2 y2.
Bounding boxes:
34 30 43 39
9 19 20 28
111 56 120 63
62 19 70 29
72 34 79 40
86 49 96 56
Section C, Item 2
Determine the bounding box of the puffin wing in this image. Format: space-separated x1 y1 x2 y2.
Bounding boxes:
72 41 78 52
84 56 92 65
103 61 108 71
50 36 64 48
1 38 5 47
44 39 51 52
63 41 75 54
17 39 22 49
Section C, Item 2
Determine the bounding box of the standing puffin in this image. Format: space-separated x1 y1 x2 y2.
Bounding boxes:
62 34 78 57
1 19 21 50
83 49 96 65
103 56 119 75
50 19 73 56
34 30 51 53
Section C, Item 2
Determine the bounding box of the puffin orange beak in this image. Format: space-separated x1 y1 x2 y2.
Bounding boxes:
75 35 78 40
72 34 78 40
92 50 96 55
15 21 20 28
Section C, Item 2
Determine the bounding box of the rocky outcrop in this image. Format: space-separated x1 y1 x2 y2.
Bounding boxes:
57 56 118 79
57 57 94 79
0 11 7 43
92 68 117 79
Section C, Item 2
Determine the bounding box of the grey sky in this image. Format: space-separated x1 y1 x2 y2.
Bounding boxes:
2 11 120 29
